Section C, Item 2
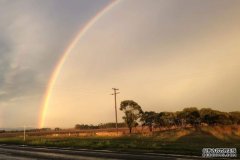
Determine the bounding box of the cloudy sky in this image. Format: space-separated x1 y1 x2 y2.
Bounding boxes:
0 0 240 128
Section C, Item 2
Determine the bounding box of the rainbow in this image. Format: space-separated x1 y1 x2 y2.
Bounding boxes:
39 0 120 128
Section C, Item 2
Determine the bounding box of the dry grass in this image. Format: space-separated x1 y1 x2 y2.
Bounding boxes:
151 128 194 141
201 125 240 140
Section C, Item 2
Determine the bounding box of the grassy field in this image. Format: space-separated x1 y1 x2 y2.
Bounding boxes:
0 126 239 156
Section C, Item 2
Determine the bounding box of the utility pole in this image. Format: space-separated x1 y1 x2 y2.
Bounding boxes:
111 88 120 134
23 125 26 142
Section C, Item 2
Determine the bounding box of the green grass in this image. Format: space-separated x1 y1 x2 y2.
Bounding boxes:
0 127 239 156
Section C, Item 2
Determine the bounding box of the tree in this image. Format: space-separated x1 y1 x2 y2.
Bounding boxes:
182 107 200 126
141 111 157 132
215 111 231 125
98 122 127 129
155 112 175 128
229 111 240 124
120 100 143 133
54 127 61 131
74 124 99 130
200 108 231 125
175 111 186 127
200 108 220 125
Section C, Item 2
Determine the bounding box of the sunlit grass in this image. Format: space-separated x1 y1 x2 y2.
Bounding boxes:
201 125 240 140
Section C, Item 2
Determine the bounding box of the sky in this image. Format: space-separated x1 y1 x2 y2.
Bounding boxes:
0 0 240 128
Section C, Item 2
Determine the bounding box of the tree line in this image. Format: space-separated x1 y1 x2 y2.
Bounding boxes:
75 122 126 130
120 100 240 133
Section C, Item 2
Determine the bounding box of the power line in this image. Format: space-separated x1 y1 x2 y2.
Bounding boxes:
111 88 119 135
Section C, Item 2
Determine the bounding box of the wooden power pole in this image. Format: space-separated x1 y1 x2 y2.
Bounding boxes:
111 88 119 134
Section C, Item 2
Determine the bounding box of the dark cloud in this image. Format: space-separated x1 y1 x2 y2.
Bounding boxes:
0 0 111 127
0 0 111 101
